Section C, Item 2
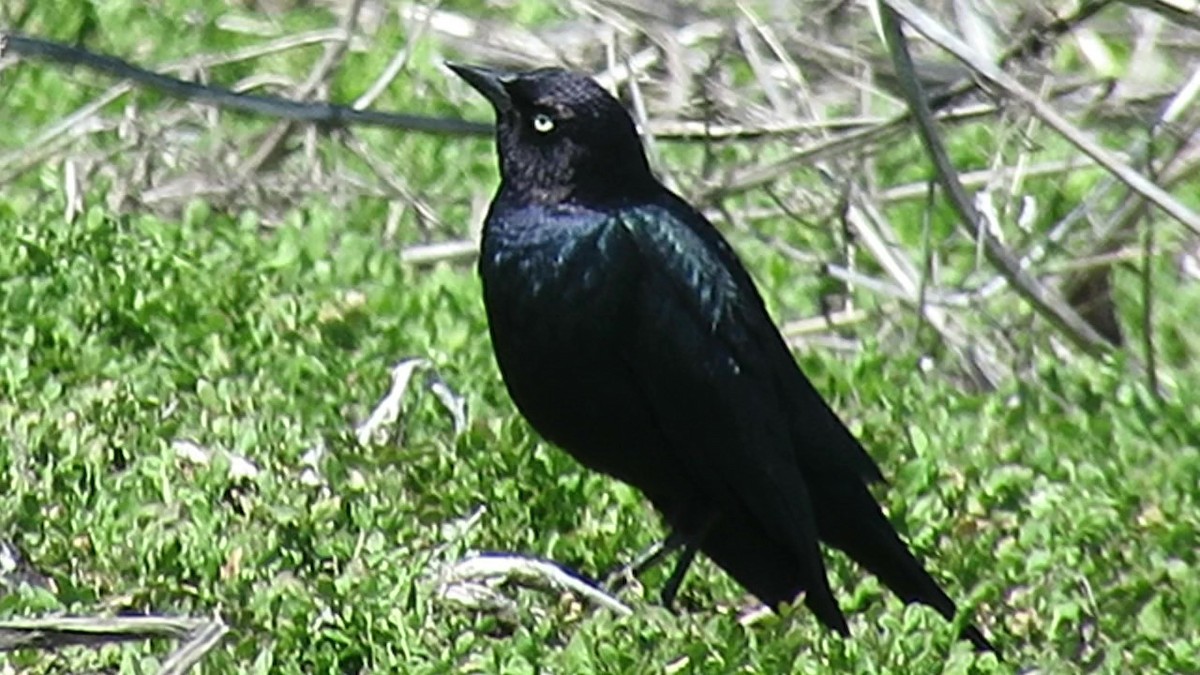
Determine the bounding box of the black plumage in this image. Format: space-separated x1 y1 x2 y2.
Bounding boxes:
449 63 995 653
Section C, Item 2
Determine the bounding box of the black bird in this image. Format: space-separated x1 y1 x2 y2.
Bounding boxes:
449 63 996 653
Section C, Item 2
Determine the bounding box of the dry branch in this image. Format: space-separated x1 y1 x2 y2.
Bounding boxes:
0 33 488 138
0 615 228 674
437 553 633 617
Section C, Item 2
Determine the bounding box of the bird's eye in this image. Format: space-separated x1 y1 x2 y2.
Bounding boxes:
532 113 555 134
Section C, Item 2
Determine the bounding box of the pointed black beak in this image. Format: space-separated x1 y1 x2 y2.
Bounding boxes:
447 62 515 112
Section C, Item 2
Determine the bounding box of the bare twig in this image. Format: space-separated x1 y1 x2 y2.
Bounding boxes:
239 0 370 173
1 32 488 140
356 358 430 446
401 240 479 265
781 308 873 337
353 4 434 110
1140 192 1160 398
844 188 1007 388
159 619 230 675
437 553 633 617
0 615 227 674
1121 0 1200 32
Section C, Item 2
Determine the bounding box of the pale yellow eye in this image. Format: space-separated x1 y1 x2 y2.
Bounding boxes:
532 113 555 133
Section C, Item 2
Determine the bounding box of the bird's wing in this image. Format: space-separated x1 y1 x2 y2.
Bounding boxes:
610 201 847 618
620 197 883 485
611 204 819 548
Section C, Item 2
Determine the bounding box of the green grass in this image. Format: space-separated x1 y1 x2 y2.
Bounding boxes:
3 2 1200 673
4 196 1198 674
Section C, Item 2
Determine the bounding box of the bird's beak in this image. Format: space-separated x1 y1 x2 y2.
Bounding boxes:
447 62 515 112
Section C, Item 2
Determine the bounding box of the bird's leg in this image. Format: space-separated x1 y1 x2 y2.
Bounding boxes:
603 530 688 591
605 511 716 609
659 543 698 610
659 512 718 610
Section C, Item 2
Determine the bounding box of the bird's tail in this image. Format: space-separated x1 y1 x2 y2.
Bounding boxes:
810 479 997 654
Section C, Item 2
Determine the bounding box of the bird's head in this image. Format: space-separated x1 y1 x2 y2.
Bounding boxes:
448 63 656 206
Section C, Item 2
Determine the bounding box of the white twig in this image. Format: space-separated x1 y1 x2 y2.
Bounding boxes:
438 553 633 616
356 358 429 446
